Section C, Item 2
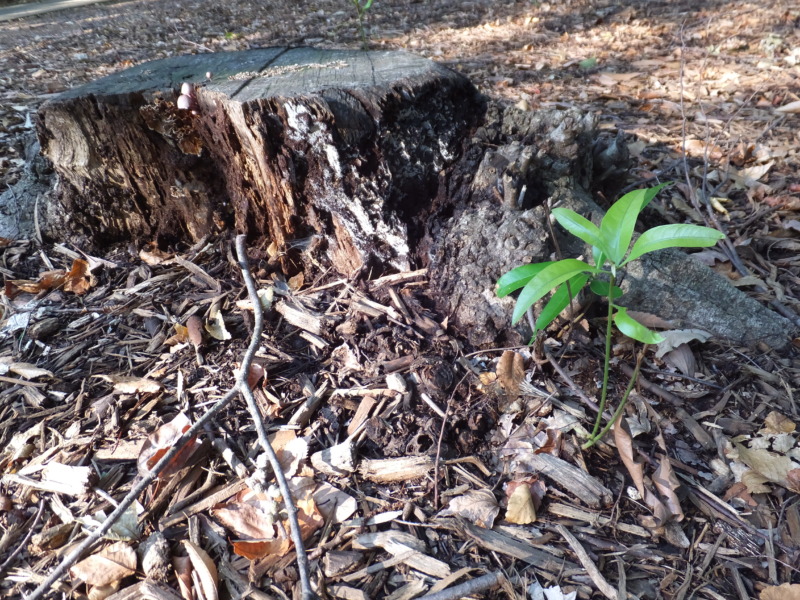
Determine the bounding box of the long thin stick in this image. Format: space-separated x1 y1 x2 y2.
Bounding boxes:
233 235 315 600
556 524 617 600
22 235 307 600
416 572 504 600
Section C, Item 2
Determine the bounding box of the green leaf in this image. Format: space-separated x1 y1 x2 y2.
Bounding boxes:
512 259 593 325
534 273 590 332
497 262 554 297
589 280 622 300
552 208 608 256
613 307 665 344
592 246 607 268
600 183 670 265
623 224 725 265
578 57 598 70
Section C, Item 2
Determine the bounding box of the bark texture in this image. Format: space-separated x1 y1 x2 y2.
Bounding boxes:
36 47 482 274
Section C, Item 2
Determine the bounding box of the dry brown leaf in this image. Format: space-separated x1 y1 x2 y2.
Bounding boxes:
205 307 231 341
212 479 323 559
496 350 525 397
614 416 645 498
441 489 500 528
186 315 204 348
735 443 800 491
761 583 800 600
173 554 192 600
762 411 796 435
5 269 66 298
164 323 189 346
505 481 537 524
63 258 94 294
211 492 279 540
652 455 684 521
683 139 724 161
137 412 203 478
94 374 162 394
182 541 218 600
5 361 54 380
533 428 563 456
660 344 696 376
69 542 136 587
288 271 304 291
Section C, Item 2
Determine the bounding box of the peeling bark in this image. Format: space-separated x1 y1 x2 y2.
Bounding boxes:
36 47 482 275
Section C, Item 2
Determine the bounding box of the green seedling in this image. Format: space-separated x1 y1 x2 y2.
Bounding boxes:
497 183 725 447
351 0 374 50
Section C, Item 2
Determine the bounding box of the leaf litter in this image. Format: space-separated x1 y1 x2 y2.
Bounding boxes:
0 0 799 599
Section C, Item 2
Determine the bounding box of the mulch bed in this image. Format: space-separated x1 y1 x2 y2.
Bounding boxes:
1 1 799 599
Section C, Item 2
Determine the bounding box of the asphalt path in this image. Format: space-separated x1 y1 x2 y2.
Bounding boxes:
0 0 114 22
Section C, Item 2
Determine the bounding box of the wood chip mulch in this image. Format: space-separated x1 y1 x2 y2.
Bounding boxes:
1 1 800 599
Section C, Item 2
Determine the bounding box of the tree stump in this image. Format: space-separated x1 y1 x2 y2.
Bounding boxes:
34 48 797 349
36 47 483 274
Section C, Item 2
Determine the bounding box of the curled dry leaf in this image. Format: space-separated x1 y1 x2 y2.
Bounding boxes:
205 307 231 341
137 412 204 478
63 258 94 294
652 455 684 521
182 540 219 600
165 323 189 346
496 350 525 397
173 554 192 600
440 489 500 528
614 417 672 527
186 315 204 348
69 541 136 587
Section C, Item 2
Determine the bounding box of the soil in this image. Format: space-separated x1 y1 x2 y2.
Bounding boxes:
0 1 799 600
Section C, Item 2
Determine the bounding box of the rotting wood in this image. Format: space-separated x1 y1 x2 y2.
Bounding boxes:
353 530 451 578
358 455 435 483
548 502 651 538
450 519 579 576
36 47 482 277
508 452 613 508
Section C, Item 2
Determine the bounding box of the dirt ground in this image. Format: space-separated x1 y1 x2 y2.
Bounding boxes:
1 1 800 599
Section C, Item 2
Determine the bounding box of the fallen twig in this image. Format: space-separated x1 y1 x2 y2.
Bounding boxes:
233 236 315 600
22 235 315 600
0 499 44 576
416 571 504 600
556 524 617 600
